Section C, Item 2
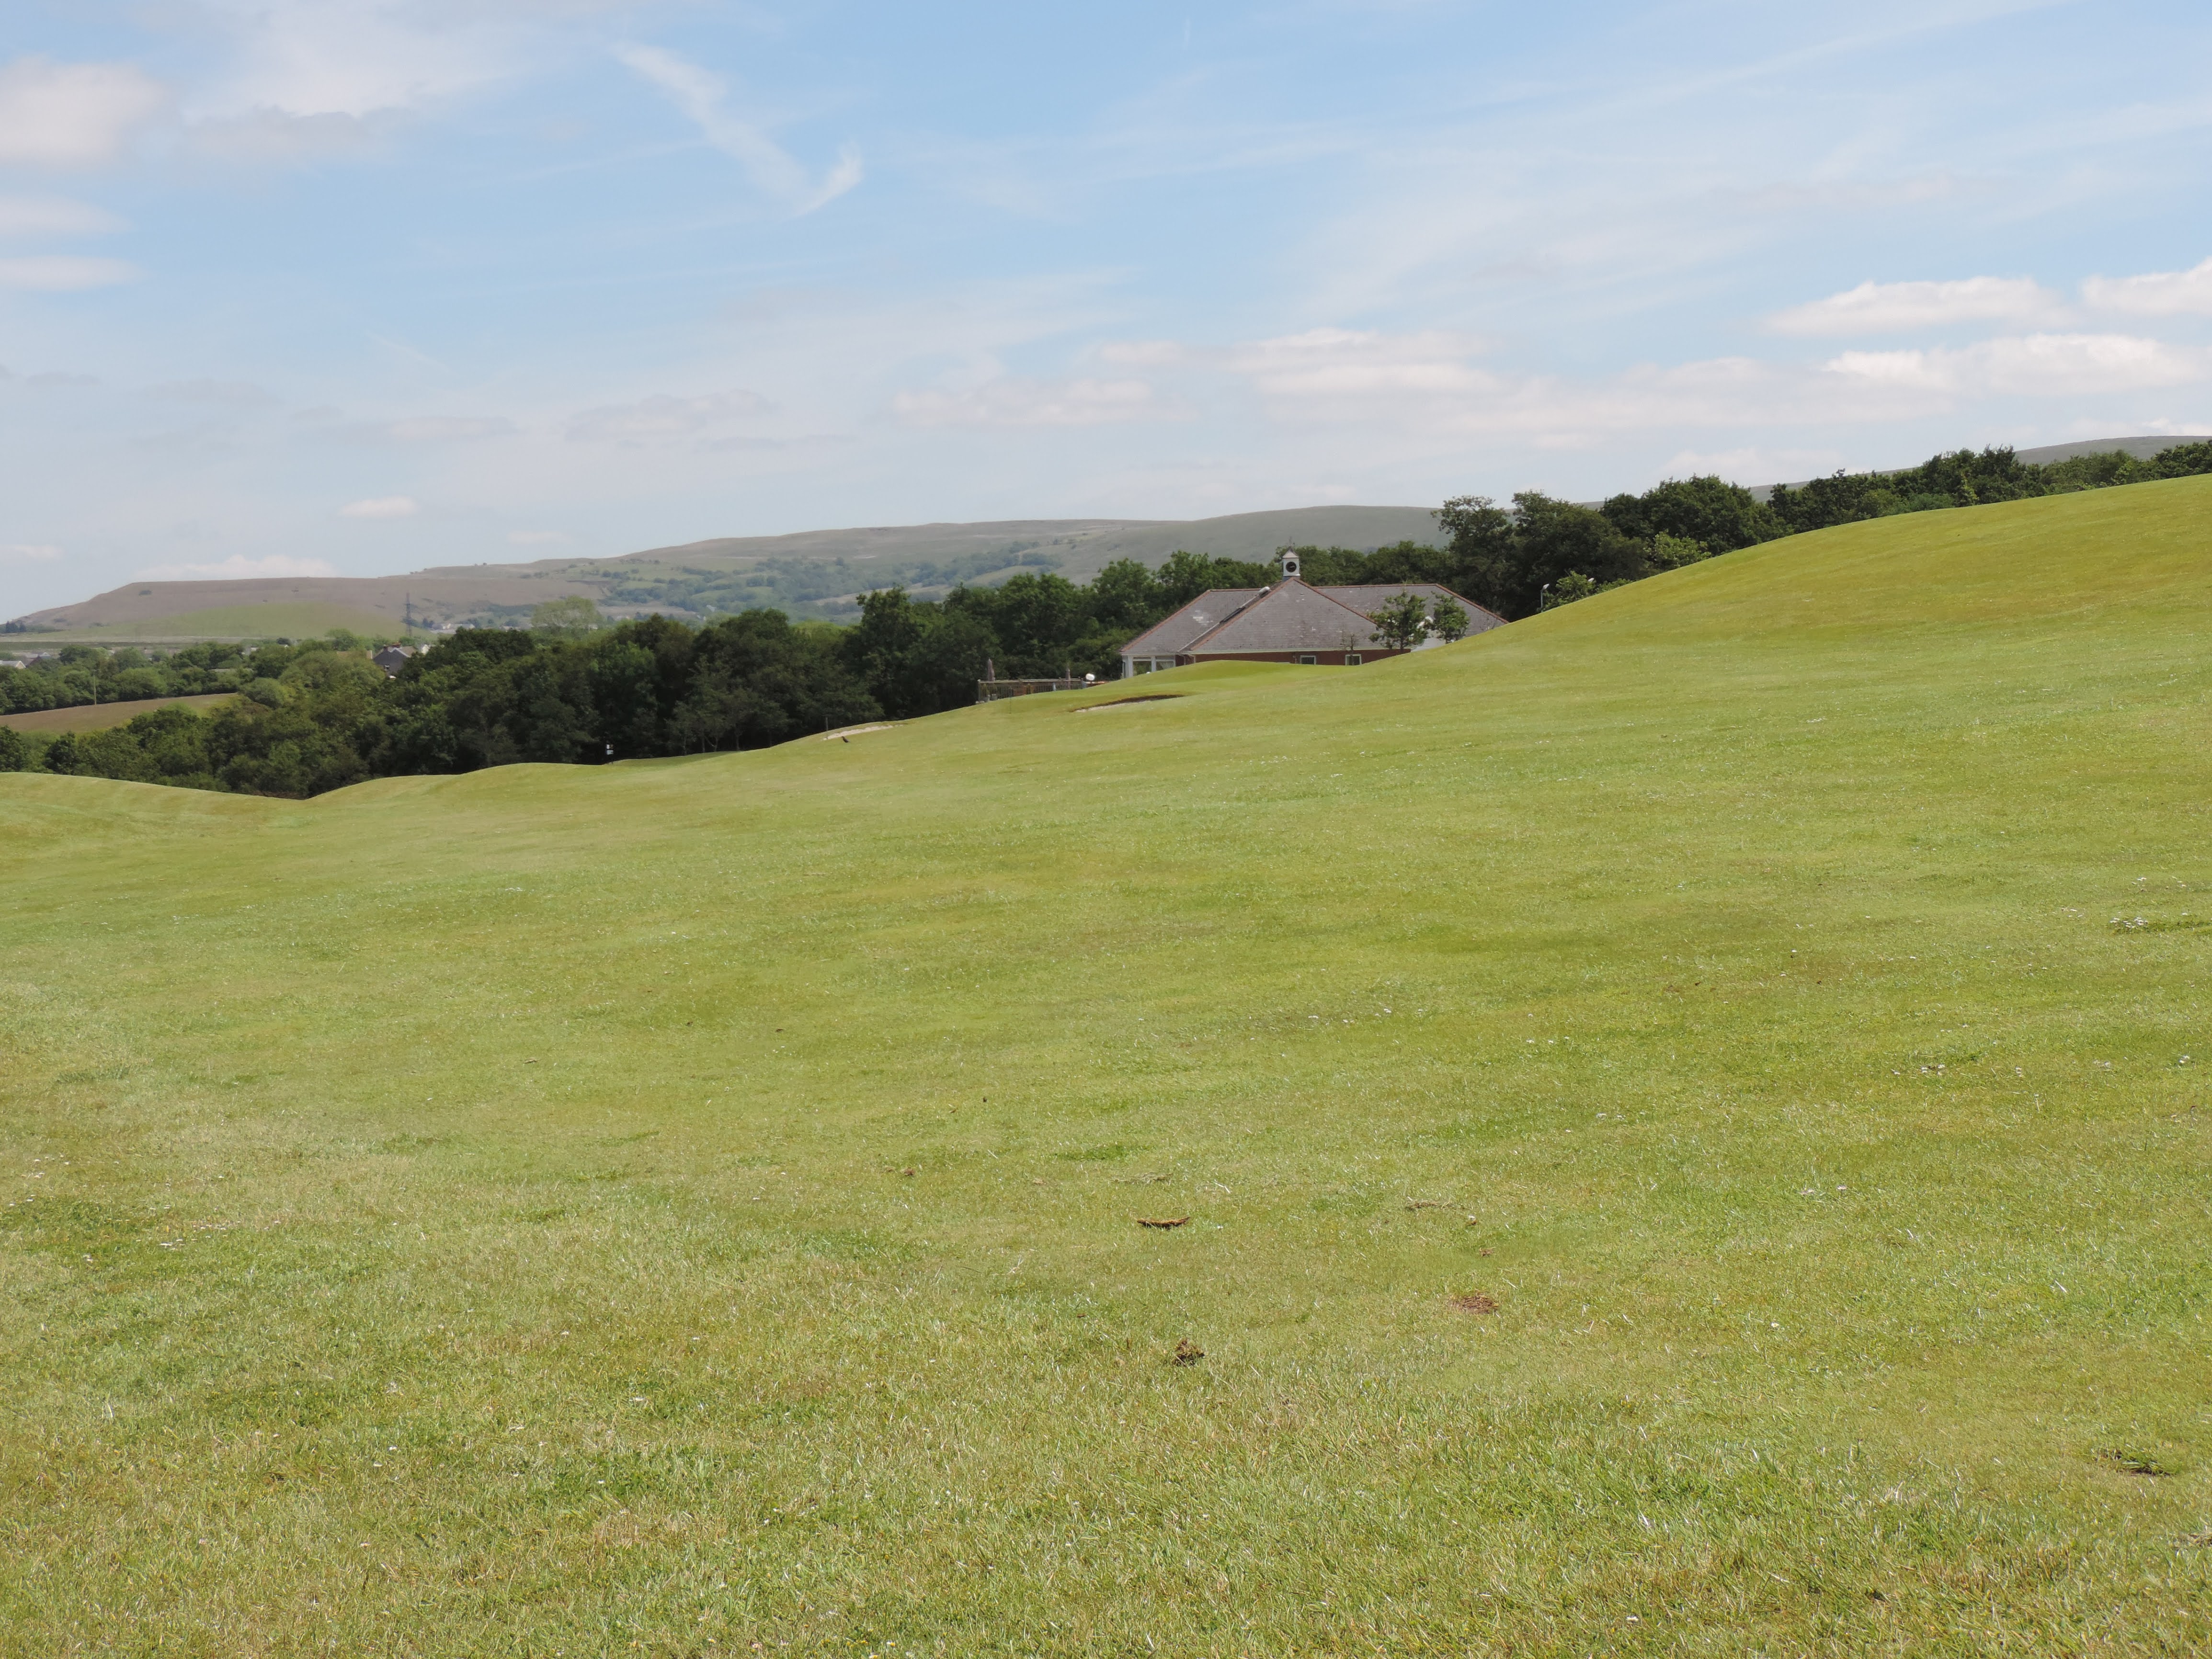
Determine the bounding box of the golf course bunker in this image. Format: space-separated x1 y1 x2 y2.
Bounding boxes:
1075 694 1185 712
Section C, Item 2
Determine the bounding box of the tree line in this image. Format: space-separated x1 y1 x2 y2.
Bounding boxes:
0 562 1288 790
8 437 2211 796
0 638 275 716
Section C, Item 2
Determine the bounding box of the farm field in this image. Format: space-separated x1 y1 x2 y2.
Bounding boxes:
18 600 426 646
0 693 237 736
2 478 2210 1654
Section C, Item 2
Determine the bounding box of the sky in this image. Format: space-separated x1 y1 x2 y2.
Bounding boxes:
4 0 2212 614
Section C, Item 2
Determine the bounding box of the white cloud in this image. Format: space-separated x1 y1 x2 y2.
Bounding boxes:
1226 328 1498 400
132 554 339 580
616 45 862 214
1767 276 2062 336
2082 256 2212 318
0 58 169 167
0 195 125 238
340 495 419 519
192 1 510 121
171 1 571 163
3 542 62 562
565 390 770 444
0 255 138 291
1825 334 2203 397
893 376 1166 428
1162 321 2207 451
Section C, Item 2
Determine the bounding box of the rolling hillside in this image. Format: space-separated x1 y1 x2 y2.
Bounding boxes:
2 478 2208 1652
15 504 1443 640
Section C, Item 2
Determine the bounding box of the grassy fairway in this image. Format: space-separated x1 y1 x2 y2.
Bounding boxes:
4 480 2211 1655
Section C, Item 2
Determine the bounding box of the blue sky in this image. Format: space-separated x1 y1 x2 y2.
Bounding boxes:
5 0 2212 612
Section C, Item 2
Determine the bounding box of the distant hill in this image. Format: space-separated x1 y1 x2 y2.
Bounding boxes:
14 504 1444 641
19 440 2204 641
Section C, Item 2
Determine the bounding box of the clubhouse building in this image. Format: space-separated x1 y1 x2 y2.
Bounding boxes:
1118 552 1503 677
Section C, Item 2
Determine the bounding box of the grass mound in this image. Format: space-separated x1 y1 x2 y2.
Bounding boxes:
4 479 2211 1653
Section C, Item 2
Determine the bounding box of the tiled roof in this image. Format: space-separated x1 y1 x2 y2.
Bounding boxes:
1120 588 1265 657
1182 581 1382 654
1122 579 1506 659
1316 584 1505 637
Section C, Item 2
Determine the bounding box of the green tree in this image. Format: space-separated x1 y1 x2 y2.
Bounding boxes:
843 588 927 710
949 571 1085 673
1428 594 1471 642
1366 592 1431 650
0 726 24 772
1500 494 1645 619
1547 571 1605 605
1649 533 1709 569
1433 496 1517 616
2150 441 2212 478
903 609 998 715
1601 476 1778 551
587 640 661 759
1155 551 1273 608
1361 540 1452 583
280 651 385 695
1083 560 1166 636
1273 544 1374 584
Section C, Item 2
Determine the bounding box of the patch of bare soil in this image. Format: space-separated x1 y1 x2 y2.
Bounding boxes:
1450 1291 1500 1315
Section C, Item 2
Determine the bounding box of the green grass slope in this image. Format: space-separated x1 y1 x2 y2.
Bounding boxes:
4 479 2211 1654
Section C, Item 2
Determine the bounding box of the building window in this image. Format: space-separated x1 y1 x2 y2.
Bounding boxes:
1344 653 1363 666
1296 654 1317 665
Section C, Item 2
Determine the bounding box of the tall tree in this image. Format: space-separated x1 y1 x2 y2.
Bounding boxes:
1434 495 1517 616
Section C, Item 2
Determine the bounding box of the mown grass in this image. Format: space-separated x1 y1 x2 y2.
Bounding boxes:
4 478 2211 1655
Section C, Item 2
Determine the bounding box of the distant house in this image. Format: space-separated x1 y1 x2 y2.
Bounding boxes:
372 645 420 677
1117 553 1504 677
